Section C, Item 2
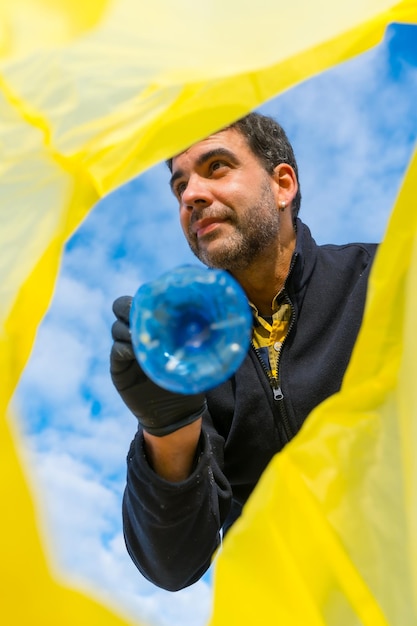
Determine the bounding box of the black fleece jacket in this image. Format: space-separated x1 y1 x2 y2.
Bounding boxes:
122 220 378 591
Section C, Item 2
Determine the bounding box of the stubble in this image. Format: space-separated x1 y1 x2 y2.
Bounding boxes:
187 180 281 272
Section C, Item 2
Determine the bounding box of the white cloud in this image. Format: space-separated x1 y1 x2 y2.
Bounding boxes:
21 325 91 405
21 442 212 626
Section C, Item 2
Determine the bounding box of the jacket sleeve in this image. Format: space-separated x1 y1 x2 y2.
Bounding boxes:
122 414 232 591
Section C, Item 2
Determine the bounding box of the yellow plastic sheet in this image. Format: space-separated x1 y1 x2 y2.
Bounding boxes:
1 1 416 624
209 146 417 625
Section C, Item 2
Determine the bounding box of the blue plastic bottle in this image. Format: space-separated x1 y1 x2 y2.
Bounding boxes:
130 265 253 394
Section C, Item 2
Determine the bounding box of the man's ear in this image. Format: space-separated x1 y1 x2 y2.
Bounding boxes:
272 163 298 207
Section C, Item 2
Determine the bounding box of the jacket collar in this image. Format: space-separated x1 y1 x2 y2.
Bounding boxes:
284 218 318 297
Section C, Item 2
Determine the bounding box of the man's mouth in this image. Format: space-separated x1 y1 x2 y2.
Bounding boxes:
192 217 226 239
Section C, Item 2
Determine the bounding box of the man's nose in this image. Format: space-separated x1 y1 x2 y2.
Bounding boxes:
182 175 212 209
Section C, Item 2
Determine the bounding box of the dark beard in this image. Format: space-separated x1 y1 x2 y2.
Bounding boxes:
187 182 281 271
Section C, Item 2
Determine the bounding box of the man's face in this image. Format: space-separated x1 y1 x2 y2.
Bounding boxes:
170 128 282 272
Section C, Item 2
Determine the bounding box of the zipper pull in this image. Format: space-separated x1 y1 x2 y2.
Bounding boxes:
272 383 284 401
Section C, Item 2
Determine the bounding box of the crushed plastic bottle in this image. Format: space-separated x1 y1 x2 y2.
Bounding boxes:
130 265 253 394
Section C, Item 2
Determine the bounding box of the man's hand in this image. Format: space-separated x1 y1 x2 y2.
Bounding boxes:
110 296 206 437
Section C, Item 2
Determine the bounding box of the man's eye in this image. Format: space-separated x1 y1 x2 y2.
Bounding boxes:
176 182 187 197
211 160 226 172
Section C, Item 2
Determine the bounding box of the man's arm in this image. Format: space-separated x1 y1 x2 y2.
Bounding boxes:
143 419 202 482
110 296 232 589
123 418 232 591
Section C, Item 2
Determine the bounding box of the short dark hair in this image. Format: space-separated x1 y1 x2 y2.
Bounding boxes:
167 112 301 219
228 113 301 219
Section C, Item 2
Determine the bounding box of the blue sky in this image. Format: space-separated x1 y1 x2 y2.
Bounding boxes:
13 22 417 626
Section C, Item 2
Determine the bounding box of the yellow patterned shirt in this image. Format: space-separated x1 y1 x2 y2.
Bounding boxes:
250 298 292 379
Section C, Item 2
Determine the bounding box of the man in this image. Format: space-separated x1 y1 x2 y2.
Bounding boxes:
110 113 377 591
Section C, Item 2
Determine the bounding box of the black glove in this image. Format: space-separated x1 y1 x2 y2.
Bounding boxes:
110 296 206 437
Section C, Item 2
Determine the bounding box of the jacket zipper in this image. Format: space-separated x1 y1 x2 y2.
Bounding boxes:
252 342 292 439
252 253 298 439
275 290 297 439
252 349 283 400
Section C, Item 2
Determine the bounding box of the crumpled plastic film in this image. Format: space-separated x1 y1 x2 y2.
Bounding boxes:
1 1 416 624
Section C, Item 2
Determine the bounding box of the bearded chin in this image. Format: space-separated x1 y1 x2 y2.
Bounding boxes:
190 231 265 272
188 183 281 271
191 220 280 271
